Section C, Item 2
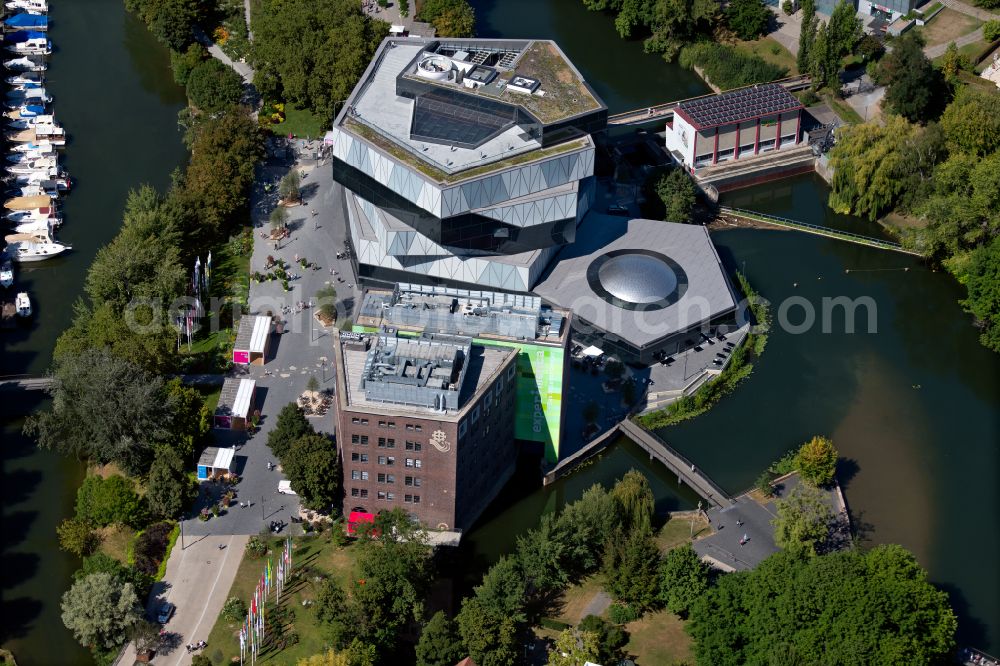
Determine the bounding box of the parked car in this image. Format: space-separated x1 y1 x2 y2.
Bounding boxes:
277 480 297 495
156 602 175 624
607 204 629 215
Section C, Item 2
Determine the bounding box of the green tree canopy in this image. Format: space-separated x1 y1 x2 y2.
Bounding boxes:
284 433 341 511
415 611 465 666
24 351 175 475
547 628 601 666
457 555 526 666
250 0 390 122
57 518 100 557
940 87 1000 157
125 0 206 51
725 0 770 40
554 483 617 576
577 615 629 665
656 169 697 223
146 446 192 520
602 525 661 610
658 543 709 615
267 402 314 460
61 572 143 650
611 469 655 533
827 0 862 59
771 482 834 557
515 513 569 608
76 475 147 528
686 546 957 665
418 0 476 37
186 59 245 113
877 31 943 123
797 0 817 72
794 435 838 486
957 237 1000 352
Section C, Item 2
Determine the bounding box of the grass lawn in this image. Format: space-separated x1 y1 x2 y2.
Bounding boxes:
957 68 1000 90
732 36 798 75
657 514 711 551
204 534 362 665
553 575 605 625
98 525 136 564
919 8 983 47
974 44 999 72
268 103 326 139
822 92 865 124
624 609 695 665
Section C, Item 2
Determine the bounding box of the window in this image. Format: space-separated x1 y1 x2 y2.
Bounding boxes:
405 458 414 468
459 420 468 437
414 425 422 432
388 421 396 429
360 435 369 445
360 454 368 463
471 405 480 423
377 473 386 483
387 456 395 466
351 488 360 497
405 476 413 486
361 471 369 480
405 441 422 451
405 424 415 431
351 417 360 424
378 437 386 448
351 434 359 444
405 476 422 487
360 489 368 498
377 491 386 500
413 495 421 503
386 474 395 484
387 438 395 448
352 470 362 480
352 452 360 461
378 420 386 428
415 459 422 469
404 494 413 503
386 492 395 501
378 456 387 465
361 419 369 425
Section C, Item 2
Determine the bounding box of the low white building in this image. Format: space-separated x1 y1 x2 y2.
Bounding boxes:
664 83 804 171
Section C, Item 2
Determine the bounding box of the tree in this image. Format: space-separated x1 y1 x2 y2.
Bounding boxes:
940 42 969 87
639 0 718 62
656 169 696 222
686 546 957 665
125 0 204 51
315 579 365 649
146 447 191 520
827 0 862 60
958 237 1000 352
76 553 153 599
794 435 838 486
316 285 338 323
297 650 350 666
186 59 245 113
602 525 660 610
57 518 100 557
658 543 709 615
279 170 302 203
284 433 340 511
857 34 884 61
984 18 1000 41
877 31 942 123
797 0 817 72
515 513 569 607
61 572 143 650
24 350 174 476
940 87 1000 157
555 483 617 577
418 0 476 37
808 22 840 91
270 206 289 234
170 42 208 86
781 0 793 14
457 556 526 666
415 611 465 666
547 628 601 666
611 469 655 533
75 475 147 528
267 402 314 459
726 0 770 40
162 379 211 459
771 482 834 557
578 615 628 665
129 620 162 656
221 597 247 622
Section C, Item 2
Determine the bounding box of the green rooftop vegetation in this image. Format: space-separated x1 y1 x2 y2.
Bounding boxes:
344 117 589 184
512 41 602 123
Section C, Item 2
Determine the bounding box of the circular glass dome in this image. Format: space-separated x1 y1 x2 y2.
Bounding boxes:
586 249 689 311
598 253 678 304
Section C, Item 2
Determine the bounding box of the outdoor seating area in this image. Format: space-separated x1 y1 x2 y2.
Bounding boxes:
297 388 332 417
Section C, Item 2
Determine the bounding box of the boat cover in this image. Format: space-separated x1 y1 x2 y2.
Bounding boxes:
4 14 47 29
3 30 45 43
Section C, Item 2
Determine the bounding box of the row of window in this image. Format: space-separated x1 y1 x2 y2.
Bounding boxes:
349 417 424 432
350 456 423 468
351 434 423 451
376 491 421 503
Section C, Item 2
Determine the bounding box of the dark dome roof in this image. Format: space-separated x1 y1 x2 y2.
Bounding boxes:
597 253 678 304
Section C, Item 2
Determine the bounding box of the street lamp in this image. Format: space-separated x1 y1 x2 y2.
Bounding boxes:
321 358 327 383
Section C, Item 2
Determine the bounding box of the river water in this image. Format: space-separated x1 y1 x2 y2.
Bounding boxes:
0 1 188 662
0 0 996 661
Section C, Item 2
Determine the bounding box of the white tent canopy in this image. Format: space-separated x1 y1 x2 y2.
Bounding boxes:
581 345 604 357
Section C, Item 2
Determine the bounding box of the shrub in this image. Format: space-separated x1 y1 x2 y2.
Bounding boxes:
132 522 173 576
186 59 244 114
984 19 1000 42
540 617 571 631
794 435 838 486
221 596 247 622
782 0 794 14
679 42 787 91
76 475 147 529
57 518 100 557
246 535 268 558
607 602 641 624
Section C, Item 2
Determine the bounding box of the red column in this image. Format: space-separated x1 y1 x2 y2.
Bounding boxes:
735 123 741 160
775 115 782 151
712 127 719 165
795 111 801 145
754 119 760 155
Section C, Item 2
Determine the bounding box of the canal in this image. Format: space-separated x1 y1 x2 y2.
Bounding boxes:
0 1 188 663
0 0 996 662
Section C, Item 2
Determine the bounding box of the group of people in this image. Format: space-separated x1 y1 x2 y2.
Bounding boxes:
185 641 207 653
269 519 286 533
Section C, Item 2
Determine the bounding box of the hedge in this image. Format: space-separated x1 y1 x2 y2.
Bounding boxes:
679 42 788 91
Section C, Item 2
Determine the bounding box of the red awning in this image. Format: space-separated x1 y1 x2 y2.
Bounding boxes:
347 511 375 535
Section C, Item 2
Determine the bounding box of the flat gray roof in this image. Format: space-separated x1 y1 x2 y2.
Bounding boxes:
532 217 737 348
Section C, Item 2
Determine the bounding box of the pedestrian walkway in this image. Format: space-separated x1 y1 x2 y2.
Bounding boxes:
362 0 436 37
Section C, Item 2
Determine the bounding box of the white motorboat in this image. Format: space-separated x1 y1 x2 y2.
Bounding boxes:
10 183 59 199
0 259 12 288
6 156 57 174
5 71 42 86
7 147 55 162
8 104 46 118
3 56 45 72
7 123 65 145
12 216 54 236
5 38 51 56
5 205 58 225
5 0 48 13
7 167 64 185
15 291 30 316
10 139 56 152
4 236 69 262
4 89 50 107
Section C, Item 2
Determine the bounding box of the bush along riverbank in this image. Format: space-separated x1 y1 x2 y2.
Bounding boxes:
636 271 770 430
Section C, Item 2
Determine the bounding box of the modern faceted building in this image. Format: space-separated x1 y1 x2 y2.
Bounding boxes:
329 37 607 293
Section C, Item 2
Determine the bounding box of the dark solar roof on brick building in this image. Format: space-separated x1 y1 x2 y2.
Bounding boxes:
677 83 803 130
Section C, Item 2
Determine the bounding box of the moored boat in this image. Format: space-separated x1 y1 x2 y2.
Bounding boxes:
5 0 48 13
3 13 48 32
4 205 59 224
2 56 45 71
0 259 12 288
4 193 49 209
14 290 30 316
4 71 42 85
4 235 70 262
6 155 57 174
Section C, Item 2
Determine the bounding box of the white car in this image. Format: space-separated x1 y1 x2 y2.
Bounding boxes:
277 480 297 495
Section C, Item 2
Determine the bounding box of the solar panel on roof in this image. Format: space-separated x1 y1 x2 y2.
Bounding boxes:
678 83 802 129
